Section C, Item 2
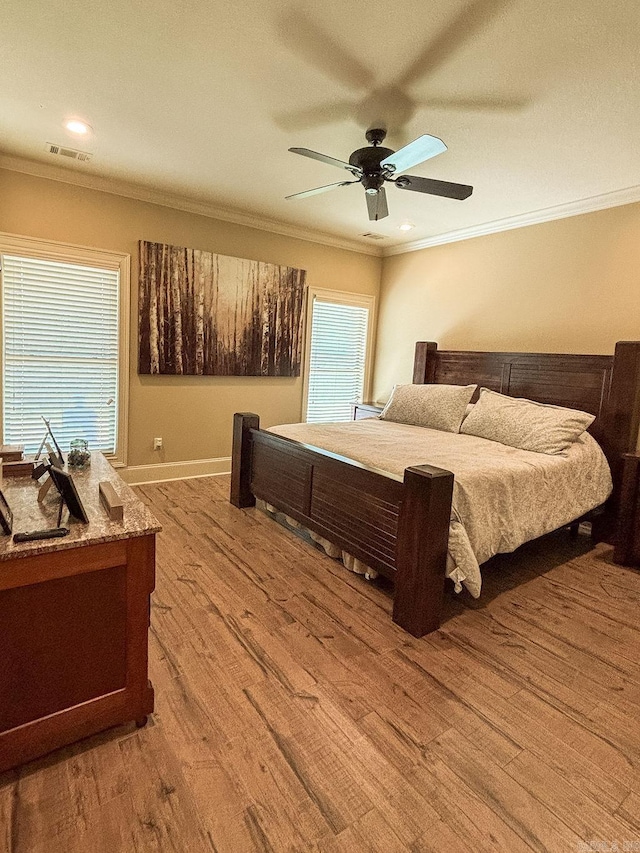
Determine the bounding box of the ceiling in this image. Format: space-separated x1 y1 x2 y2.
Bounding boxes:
1 0 639 252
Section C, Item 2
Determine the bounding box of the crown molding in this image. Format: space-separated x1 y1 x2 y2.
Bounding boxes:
382 184 640 256
5 152 638 261
0 153 382 258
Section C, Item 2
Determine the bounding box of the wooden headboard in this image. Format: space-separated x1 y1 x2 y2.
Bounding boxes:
412 341 640 498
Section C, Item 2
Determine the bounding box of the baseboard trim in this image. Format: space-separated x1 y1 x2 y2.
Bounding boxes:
121 457 231 485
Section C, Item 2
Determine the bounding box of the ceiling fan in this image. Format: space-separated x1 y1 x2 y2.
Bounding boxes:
286 128 473 221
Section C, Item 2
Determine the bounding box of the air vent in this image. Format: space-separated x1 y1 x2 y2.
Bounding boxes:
45 143 92 162
361 232 386 240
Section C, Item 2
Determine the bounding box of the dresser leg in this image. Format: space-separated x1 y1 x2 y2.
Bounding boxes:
135 716 148 728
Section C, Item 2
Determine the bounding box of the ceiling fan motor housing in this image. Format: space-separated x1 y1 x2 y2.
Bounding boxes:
349 136 395 193
350 126 395 194
348 145 394 172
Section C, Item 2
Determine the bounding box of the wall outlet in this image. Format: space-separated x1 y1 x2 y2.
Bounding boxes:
153 437 163 451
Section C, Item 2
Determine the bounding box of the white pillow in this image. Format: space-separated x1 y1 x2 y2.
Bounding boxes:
379 383 477 433
460 388 595 455
462 403 475 421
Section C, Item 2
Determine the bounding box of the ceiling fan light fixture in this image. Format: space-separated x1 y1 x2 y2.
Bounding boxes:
365 187 378 195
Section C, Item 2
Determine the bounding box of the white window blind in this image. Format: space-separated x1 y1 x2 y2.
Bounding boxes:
305 298 369 423
2 254 120 455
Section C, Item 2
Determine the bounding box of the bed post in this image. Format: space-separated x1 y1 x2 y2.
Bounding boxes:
393 464 454 637
614 454 640 565
597 341 640 545
604 341 640 463
230 412 259 508
412 342 438 385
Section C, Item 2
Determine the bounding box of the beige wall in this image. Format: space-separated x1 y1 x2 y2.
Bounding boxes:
0 168 381 467
373 202 640 402
4 164 640 468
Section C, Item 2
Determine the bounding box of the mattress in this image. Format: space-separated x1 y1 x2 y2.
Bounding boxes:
267 418 613 596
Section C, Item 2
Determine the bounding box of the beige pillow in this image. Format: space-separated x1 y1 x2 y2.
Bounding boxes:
379 383 477 433
460 388 595 455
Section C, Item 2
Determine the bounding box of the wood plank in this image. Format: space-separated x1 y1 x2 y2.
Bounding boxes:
616 791 640 831
317 809 411 853
504 749 639 843
443 613 601 716
425 728 584 853
391 646 630 811
118 727 213 852
509 689 640 790
358 710 536 853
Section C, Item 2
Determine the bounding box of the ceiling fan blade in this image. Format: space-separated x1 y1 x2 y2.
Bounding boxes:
275 10 374 92
286 180 357 200
395 175 473 200
289 147 361 175
418 94 529 112
396 0 510 88
366 187 389 221
274 100 355 132
380 135 447 175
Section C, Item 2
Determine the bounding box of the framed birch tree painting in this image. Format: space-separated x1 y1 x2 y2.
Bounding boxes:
138 241 307 376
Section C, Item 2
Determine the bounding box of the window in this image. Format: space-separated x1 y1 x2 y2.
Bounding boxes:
304 289 375 423
0 234 130 466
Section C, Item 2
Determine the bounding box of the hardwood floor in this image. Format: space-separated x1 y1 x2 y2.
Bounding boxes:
2 474 640 852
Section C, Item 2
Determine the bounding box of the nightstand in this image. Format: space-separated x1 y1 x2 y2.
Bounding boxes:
352 402 384 420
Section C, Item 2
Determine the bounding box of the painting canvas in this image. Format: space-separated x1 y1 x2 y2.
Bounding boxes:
138 241 307 376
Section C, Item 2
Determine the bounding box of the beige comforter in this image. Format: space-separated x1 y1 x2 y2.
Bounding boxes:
268 419 612 597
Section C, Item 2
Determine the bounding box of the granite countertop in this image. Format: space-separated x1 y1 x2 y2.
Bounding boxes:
0 452 161 561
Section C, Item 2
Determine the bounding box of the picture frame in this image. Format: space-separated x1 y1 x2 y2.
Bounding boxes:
46 442 64 470
138 241 307 376
0 489 14 535
48 467 89 523
33 416 65 468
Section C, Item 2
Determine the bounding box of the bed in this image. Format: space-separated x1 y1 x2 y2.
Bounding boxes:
230 341 640 637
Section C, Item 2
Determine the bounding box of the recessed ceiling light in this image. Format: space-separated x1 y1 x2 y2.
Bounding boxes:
398 221 415 231
64 119 92 136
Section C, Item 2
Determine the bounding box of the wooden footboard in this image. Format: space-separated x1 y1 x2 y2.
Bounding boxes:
230 413 454 637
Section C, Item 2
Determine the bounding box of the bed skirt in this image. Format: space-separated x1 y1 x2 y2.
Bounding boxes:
257 499 379 579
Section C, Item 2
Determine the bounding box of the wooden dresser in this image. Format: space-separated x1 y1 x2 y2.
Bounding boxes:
0 453 160 772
